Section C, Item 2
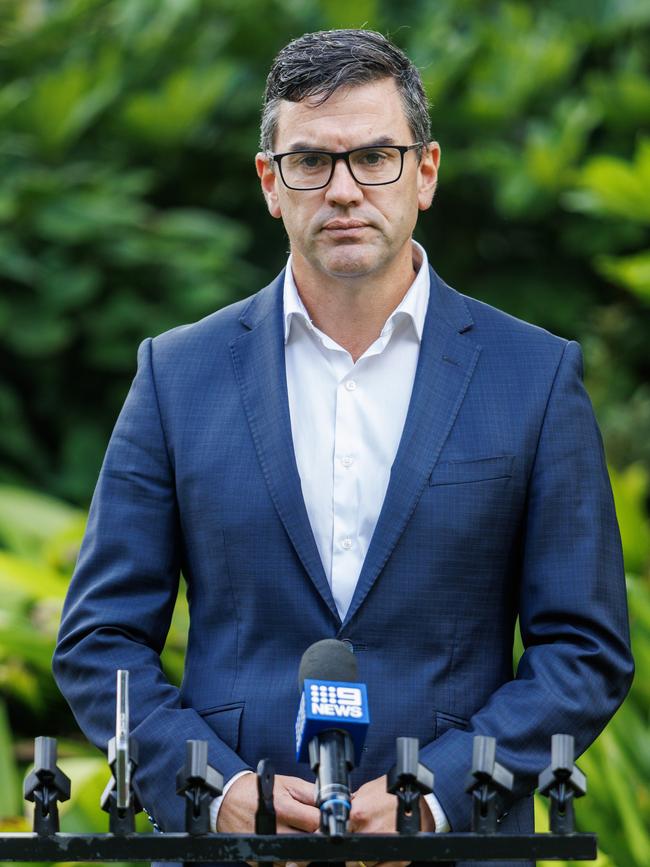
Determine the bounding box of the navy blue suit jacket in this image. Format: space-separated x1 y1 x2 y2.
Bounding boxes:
54 266 633 852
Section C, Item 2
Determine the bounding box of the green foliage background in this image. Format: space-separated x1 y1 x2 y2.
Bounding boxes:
0 1 648 865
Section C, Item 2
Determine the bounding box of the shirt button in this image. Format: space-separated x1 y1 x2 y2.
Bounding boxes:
341 455 354 468
341 537 353 550
345 379 357 391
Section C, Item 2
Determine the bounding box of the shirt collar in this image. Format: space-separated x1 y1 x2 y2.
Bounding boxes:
283 240 430 345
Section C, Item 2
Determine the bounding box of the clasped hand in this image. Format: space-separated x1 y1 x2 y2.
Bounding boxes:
217 773 434 867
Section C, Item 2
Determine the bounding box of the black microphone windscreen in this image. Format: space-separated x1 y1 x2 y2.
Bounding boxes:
298 639 358 690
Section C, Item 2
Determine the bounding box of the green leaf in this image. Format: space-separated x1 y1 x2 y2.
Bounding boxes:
567 138 650 223
120 64 232 147
0 234 38 284
0 659 42 709
588 69 650 131
524 98 601 192
321 0 378 29
464 5 579 123
0 699 20 818
0 485 83 559
608 464 650 576
0 551 69 602
33 188 149 245
583 729 650 866
597 250 650 304
16 56 121 155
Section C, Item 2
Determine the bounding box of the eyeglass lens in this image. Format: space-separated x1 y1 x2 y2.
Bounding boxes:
281 147 403 189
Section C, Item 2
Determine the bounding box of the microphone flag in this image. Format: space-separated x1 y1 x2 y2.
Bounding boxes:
295 678 370 763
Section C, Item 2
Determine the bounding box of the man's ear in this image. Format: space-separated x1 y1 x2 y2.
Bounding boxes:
417 141 441 211
255 152 283 219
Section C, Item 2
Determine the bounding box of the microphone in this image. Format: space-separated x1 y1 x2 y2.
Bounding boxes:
115 669 131 812
295 639 370 837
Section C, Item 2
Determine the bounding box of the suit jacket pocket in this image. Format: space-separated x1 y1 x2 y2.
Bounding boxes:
430 455 514 486
198 702 244 752
434 710 469 740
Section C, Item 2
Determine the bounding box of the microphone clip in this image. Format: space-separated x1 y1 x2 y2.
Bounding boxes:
100 734 143 834
23 737 71 835
255 759 277 835
466 735 514 834
387 737 434 834
175 740 223 835
538 734 586 834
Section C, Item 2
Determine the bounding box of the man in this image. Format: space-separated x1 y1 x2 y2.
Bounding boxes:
53 29 633 866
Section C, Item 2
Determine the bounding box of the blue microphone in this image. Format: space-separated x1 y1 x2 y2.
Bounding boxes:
295 639 370 836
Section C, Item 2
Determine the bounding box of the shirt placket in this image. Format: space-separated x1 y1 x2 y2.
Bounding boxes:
330 355 363 618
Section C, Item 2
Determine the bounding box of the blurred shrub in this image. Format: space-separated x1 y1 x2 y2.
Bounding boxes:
537 574 650 867
0 485 187 709
0 0 648 502
0 1 648 865
0 483 187 849
0 480 646 863
0 0 260 502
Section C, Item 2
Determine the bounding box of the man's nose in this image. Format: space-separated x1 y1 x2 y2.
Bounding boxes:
325 157 363 206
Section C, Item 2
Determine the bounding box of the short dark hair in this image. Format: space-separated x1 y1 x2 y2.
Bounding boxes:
260 29 431 153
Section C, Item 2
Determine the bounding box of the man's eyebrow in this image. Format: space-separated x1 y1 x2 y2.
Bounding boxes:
282 142 318 152
281 136 399 152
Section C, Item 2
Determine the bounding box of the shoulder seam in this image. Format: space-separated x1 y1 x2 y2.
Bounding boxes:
143 337 176 473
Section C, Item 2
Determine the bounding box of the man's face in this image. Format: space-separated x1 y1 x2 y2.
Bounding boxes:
256 78 439 282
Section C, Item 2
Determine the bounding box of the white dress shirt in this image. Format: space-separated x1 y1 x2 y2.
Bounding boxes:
211 241 449 832
284 241 428 621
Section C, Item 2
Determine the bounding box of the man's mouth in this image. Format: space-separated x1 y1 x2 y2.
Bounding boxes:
322 220 370 235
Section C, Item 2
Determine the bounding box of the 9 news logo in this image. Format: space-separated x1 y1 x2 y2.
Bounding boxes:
309 683 364 718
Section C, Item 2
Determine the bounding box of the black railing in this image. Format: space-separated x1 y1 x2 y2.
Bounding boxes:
0 830 597 862
2 720 595 862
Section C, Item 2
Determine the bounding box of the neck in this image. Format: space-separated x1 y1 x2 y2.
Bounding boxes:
291 243 420 362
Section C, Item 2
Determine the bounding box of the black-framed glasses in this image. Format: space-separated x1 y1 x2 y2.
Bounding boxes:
269 143 423 190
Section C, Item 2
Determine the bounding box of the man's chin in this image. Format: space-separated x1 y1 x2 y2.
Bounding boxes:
318 250 381 279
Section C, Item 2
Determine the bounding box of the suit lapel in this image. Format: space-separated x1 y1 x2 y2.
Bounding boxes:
340 269 482 628
230 274 341 623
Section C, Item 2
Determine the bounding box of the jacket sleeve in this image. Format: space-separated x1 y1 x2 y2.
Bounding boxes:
419 340 634 831
53 338 252 831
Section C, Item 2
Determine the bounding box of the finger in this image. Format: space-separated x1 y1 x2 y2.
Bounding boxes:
276 821 317 833
347 805 377 833
285 778 317 805
346 862 394 867
276 799 320 833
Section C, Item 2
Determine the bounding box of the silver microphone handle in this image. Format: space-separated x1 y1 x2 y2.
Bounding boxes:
115 669 130 811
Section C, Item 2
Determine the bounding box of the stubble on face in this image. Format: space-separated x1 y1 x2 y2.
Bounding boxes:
272 79 427 289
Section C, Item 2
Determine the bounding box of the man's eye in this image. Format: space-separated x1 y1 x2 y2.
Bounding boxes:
359 150 387 165
298 154 327 169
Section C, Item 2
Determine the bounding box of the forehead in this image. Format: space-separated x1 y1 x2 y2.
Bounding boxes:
273 78 412 150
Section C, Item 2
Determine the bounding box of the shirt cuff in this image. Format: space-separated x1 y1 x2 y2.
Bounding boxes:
424 792 450 833
210 769 255 832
